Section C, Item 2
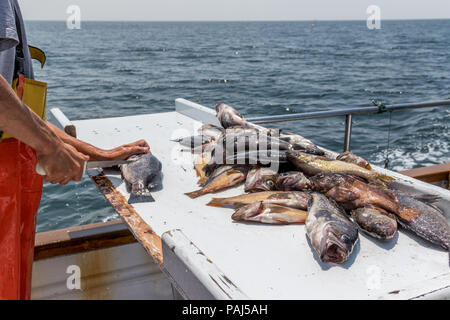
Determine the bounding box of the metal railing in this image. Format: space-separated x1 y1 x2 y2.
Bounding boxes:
246 100 450 152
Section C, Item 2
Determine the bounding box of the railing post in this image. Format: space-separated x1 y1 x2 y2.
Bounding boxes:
344 114 352 152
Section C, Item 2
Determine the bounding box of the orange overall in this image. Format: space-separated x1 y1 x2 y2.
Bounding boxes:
0 48 47 300
0 137 43 299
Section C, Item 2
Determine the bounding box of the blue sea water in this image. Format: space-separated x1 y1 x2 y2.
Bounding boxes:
24 20 450 232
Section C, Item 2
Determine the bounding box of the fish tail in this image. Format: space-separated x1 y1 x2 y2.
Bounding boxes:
206 198 226 207
128 183 155 204
184 189 205 199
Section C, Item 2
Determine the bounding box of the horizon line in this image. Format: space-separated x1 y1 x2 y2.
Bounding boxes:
24 17 450 23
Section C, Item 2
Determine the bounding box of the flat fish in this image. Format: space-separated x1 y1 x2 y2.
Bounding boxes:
120 153 162 204
306 193 359 264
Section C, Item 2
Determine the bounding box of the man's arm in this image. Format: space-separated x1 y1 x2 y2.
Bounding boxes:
0 75 88 185
46 123 150 161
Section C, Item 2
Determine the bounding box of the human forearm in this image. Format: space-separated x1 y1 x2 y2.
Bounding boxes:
0 75 60 154
47 122 150 161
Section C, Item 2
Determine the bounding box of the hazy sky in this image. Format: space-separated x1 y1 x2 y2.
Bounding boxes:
20 0 450 21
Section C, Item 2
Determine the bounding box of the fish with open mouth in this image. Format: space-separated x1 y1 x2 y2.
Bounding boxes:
287 151 394 186
336 151 371 170
391 190 450 262
216 103 249 128
120 153 162 204
310 173 420 221
207 191 311 210
276 171 312 191
244 167 278 193
351 207 398 240
232 201 308 224
306 193 359 264
184 165 249 198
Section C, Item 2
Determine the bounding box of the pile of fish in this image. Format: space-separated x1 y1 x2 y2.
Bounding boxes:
174 103 450 265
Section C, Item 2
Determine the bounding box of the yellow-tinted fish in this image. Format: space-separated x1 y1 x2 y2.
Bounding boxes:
287 151 393 186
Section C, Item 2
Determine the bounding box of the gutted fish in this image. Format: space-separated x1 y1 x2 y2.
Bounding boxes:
185 165 248 198
232 201 308 224
287 151 394 186
306 193 359 264
351 207 397 240
120 153 162 204
276 171 312 191
207 191 311 210
244 167 278 193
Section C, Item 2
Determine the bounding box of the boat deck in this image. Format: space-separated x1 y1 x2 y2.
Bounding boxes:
49 98 450 299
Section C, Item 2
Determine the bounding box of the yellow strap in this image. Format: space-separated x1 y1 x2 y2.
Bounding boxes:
28 46 46 68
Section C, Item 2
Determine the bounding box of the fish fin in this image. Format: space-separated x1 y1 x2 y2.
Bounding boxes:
184 189 205 199
206 198 226 207
397 206 422 222
411 194 441 205
197 177 208 185
365 164 372 170
128 191 155 204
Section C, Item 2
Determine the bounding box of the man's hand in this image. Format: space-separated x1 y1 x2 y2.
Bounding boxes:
37 142 90 185
101 139 150 160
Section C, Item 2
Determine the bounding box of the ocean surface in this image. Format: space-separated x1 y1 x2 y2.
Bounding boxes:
24 20 450 233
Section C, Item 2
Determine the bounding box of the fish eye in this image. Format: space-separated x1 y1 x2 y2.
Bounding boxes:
341 234 351 244
266 180 274 186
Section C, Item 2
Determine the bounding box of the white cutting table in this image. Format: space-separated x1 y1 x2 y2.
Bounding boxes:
54 98 450 300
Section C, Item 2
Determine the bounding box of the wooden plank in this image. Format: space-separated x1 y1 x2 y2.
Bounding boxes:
89 171 163 266
399 162 450 183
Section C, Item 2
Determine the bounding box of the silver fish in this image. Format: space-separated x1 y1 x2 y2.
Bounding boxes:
244 167 278 192
120 153 162 204
306 193 359 264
